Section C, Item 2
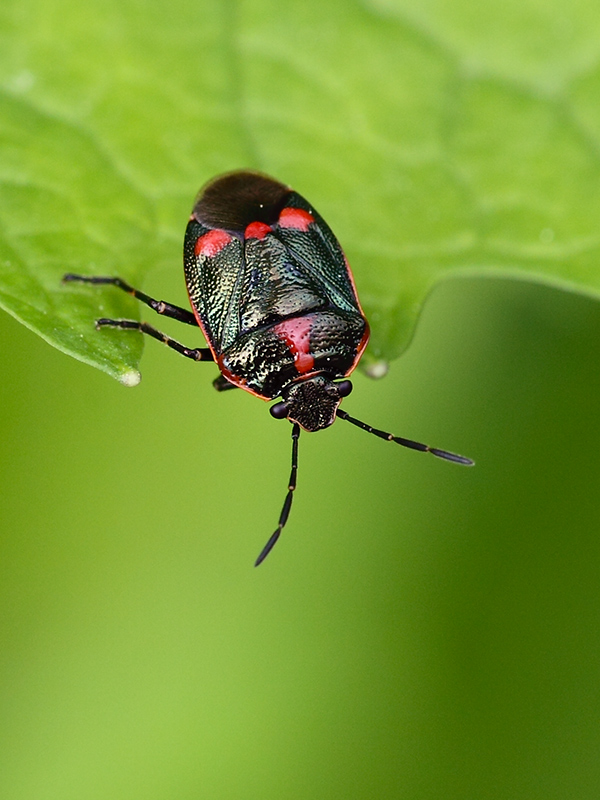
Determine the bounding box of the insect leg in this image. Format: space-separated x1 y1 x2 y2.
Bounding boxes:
63 274 198 326
336 409 474 466
96 319 214 362
255 422 301 566
213 375 239 392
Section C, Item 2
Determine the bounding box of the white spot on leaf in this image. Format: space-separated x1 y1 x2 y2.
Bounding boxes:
119 369 141 387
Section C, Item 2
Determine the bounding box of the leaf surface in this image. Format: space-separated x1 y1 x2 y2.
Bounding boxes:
1 0 599 379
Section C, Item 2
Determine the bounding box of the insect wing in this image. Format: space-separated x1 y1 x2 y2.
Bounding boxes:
274 192 363 316
239 229 329 334
184 218 245 355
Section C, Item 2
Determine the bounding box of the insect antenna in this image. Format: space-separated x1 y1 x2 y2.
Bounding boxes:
255 423 301 566
336 409 474 466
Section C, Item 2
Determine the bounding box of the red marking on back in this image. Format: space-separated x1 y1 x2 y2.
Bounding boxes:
274 317 315 374
245 221 272 240
278 207 314 231
194 229 233 258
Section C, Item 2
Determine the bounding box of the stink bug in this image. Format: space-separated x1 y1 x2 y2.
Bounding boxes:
64 170 473 565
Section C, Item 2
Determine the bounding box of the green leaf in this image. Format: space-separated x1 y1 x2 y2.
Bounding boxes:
1 0 600 381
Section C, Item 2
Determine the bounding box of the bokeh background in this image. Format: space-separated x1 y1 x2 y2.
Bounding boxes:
3 0 600 797
3 273 600 799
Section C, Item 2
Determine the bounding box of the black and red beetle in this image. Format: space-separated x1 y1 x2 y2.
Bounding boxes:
64 170 473 565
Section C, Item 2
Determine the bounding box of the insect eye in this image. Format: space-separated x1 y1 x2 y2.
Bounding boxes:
270 401 289 419
336 380 353 397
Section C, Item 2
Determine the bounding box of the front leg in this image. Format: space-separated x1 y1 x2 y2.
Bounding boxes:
63 274 198 326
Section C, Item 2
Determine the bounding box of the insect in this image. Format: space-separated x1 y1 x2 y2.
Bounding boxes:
64 170 473 565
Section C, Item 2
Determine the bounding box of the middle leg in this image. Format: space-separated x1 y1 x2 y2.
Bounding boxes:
96 318 214 362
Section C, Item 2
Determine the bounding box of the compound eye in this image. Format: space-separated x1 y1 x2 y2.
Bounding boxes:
336 380 353 397
270 401 289 420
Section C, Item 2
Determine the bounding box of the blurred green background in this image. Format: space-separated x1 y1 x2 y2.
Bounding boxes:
3 273 600 799
3 0 600 797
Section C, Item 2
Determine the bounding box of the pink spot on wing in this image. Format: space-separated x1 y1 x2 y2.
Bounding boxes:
278 207 314 231
245 221 272 239
274 317 314 374
195 229 233 258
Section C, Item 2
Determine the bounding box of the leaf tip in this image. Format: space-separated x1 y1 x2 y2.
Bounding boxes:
363 359 389 379
119 369 141 387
